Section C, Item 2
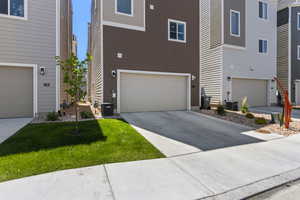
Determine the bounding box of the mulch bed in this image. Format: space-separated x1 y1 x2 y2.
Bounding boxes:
198 109 300 136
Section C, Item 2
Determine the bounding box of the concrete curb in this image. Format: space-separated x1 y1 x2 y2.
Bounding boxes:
200 167 300 200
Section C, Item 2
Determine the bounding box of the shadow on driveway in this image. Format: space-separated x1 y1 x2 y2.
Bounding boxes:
122 111 263 152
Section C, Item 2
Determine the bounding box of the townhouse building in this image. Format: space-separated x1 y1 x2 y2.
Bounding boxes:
277 0 300 105
0 0 73 118
89 0 200 113
200 0 278 107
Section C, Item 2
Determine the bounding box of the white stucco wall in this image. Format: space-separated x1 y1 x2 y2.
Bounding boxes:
223 0 277 104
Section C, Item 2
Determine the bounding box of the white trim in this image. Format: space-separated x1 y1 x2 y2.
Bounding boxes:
115 0 134 17
102 20 145 31
117 70 192 113
0 0 28 20
297 45 300 60
223 44 246 50
297 12 300 30
168 19 187 43
230 9 241 37
0 63 38 117
56 0 61 112
296 80 300 105
101 0 104 104
288 6 292 100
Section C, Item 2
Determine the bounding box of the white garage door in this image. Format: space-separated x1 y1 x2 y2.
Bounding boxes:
232 78 267 107
0 66 33 118
119 72 189 113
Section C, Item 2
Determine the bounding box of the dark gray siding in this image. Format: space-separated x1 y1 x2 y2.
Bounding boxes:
223 0 246 47
103 0 200 107
277 8 289 27
291 6 300 102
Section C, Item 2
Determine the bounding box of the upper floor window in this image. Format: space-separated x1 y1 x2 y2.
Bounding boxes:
230 10 240 37
259 1 268 20
297 45 300 60
259 39 268 53
168 19 186 43
0 0 26 19
297 13 300 30
116 0 133 16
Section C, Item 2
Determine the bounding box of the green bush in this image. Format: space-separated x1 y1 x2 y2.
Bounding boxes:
241 97 249 113
46 112 59 121
80 111 94 119
255 117 268 125
245 112 255 119
216 105 226 116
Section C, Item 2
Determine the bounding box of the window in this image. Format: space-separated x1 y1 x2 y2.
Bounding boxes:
230 10 240 37
259 1 268 19
168 19 186 43
116 0 133 16
0 0 25 18
297 13 300 30
259 39 268 53
297 45 300 60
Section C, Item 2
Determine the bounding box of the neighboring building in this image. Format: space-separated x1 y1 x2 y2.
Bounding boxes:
72 34 78 56
89 0 200 113
200 0 277 107
277 0 300 105
0 0 73 118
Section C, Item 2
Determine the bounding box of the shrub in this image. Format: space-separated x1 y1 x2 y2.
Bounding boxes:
46 112 59 121
245 112 255 119
241 97 249 113
80 111 94 119
216 104 226 116
255 117 268 125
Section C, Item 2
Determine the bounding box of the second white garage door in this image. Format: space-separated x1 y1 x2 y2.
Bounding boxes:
232 78 268 107
119 72 190 113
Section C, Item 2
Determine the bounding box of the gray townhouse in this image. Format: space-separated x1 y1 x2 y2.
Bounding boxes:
0 0 73 118
88 0 200 113
88 0 279 114
277 0 300 105
200 0 278 107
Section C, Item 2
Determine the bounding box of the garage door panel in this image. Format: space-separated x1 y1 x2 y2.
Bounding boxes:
0 66 33 118
120 73 188 113
232 79 267 107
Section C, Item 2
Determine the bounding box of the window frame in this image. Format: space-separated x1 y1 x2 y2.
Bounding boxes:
297 13 300 30
230 9 240 37
168 19 187 43
115 0 134 17
259 39 268 54
259 1 268 20
0 0 28 20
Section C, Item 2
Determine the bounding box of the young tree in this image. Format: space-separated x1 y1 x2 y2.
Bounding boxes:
56 53 92 133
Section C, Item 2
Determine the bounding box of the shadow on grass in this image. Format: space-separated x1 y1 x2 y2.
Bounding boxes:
0 120 107 157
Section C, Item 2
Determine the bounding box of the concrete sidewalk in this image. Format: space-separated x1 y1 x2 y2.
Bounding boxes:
1 134 300 200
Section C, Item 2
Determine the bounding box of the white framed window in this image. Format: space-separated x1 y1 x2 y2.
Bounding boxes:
297 45 300 60
259 1 268 20
230 10 240 37
116 0 133 16
297 13 300 30
168 19 186 43
0 0 27 19
259 39 268 53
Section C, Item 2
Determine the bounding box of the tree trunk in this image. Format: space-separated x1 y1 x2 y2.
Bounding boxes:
74 102 79 134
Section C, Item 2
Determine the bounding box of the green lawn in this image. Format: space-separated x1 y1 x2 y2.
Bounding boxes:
0 119 165 182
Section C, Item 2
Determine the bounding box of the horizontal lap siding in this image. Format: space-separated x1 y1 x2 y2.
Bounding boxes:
277 24 289 92
200 0 223 105
0 0 57 113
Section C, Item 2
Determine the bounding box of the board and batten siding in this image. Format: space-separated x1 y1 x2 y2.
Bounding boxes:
277 24 289 92
0 0 57 113
200 0 223 105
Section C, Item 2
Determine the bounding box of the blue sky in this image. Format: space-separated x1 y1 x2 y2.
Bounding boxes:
73 0 91 61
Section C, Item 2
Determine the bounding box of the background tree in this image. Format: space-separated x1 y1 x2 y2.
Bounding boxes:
56 53 92 133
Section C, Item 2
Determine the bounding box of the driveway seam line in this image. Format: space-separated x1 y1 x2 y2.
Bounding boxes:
103 165 117 200
167 158 216 196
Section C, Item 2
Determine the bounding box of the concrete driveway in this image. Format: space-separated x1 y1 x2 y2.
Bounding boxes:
0 118 32 143
251 106 300 119
122 111 264 157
